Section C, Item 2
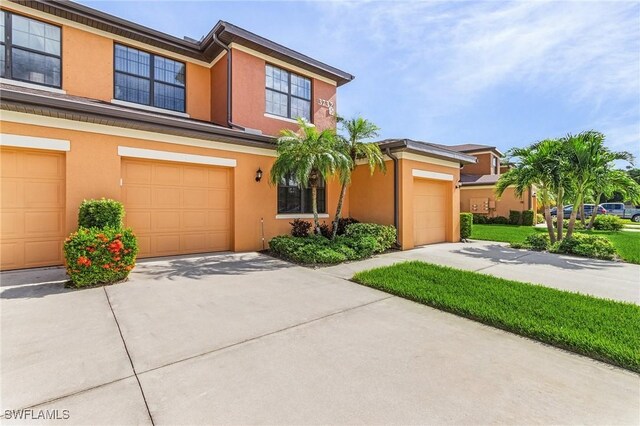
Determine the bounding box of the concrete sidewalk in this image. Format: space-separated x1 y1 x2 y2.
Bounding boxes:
320 240 640 304
1 250 638 425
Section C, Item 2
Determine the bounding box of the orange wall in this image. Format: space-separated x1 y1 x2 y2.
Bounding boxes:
460 186 533 218
461 152 499 175
210 54 228 126
186 63 211 122
349 161 395 226
0 121 348 253
230 48 337 136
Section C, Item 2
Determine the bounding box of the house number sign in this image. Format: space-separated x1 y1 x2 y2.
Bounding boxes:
317 98 335 116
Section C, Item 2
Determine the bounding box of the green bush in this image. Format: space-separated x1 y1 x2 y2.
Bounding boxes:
491 216 509 225
78 198 124 229
536 213 545 224
524 233 550 251
509 210 522 225
64 227 138 287
554 219 585 230
593 215 624 231
551 234 616 260
460 213 473 239
521 210 535 226
472 214 488 224
345 223 396 252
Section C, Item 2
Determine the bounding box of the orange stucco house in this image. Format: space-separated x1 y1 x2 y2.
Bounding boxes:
0 1 476 271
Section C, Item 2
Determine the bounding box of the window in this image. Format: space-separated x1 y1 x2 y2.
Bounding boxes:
1 11 61 87
266 64 311 121
114 44 185 112
278 175 325 214
492 156 499 174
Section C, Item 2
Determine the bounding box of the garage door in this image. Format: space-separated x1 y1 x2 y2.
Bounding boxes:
413 178 448 246
121 158 231 258
1 147 66 270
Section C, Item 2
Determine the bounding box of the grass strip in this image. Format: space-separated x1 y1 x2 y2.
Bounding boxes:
353 261 640 372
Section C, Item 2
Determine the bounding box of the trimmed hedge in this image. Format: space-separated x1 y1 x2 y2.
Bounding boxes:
460 213 473 239
509 210 522 225
551 234 616 260
524 233 550 251
344 223 396 251
593 215 624 231
64 227 138 287
521 210 535 226
78 198 124 229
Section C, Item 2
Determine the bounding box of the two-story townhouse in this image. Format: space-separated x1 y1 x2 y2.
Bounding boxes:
443 144 537 218
0 0 474 271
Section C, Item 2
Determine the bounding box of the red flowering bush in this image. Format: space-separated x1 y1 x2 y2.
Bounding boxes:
63 227 138 287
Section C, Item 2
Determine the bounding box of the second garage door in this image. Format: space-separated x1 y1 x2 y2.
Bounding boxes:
413 178 448 246
121 158 232 258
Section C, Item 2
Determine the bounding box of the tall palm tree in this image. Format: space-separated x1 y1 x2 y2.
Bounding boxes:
270 118 351 234
331 116 385 238
497 139 564 243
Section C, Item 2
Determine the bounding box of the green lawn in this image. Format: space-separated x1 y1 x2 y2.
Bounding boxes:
353 261 640 372
471 224 640 264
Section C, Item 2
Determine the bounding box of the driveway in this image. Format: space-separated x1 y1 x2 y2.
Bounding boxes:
1 250 638 425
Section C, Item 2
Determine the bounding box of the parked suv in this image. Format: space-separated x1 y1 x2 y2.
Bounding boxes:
551 204 606 219
601 202 640 222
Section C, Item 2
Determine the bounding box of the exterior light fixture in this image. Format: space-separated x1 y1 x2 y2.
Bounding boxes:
255 168 263 182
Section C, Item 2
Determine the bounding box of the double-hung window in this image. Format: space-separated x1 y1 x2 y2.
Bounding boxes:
265 64 311 121
1 11 61 88
278 175 326 214
114 44 186 113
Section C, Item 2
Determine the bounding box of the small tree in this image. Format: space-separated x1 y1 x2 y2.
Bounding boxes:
270 119 350 234
587 168 639 229
332 117 385 238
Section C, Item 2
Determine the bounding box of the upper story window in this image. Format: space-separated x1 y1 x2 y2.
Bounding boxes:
114 44 186 113
1 11 61 88
265 64 311 121
492 156 499 174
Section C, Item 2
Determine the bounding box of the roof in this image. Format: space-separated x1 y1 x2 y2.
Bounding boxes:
431 143 503 157
377 139 477 165
7 1 354 86
0 83 276 149
459 174 501 186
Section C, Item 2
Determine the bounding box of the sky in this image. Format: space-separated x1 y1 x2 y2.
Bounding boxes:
80 0 640 161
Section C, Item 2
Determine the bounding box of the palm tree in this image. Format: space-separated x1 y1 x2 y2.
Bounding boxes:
331 117 385 238
497 139 564 243
270 118 351 234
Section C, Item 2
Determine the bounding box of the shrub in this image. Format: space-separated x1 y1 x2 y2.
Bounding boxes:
78 198 124 229
521 210 535 226
536 213 545 224
64 227 138 287
290 219 311 237
334 217 360 236
551 234 616 260
490 216 509 225
318 222 332 238
460 213 473 239
554 219 585 230
593 215 624 231
524 233 550 251
472 214 488 224
345 223 396 252
509 210 522 225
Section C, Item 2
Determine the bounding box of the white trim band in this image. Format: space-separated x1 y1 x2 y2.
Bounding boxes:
118 146 237 167
263 113 315 126
275 213 329 220
412 168 454 181
396 152 460 168
0 133 70 151
0 78 67 94
111 99 191 118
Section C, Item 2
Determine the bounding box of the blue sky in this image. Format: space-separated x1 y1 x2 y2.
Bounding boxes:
80 1 640 160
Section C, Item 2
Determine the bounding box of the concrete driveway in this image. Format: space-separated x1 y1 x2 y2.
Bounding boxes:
1 249 638 425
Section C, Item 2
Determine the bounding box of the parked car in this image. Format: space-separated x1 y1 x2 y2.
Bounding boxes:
600 202 640 222
551 204 606 219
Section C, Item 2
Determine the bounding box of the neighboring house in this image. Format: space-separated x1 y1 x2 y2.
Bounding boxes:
441 144 537 218
0 1 475 270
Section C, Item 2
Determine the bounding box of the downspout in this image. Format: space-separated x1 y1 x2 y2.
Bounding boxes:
212 33 245 131
385 148 400 247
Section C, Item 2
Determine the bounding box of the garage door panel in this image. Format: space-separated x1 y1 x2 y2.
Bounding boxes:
123 162 152 184
0 147 65 270
413 178 448 246
122 158 231 258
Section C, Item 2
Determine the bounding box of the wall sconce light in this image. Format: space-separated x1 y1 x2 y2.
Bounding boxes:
255 168 263 182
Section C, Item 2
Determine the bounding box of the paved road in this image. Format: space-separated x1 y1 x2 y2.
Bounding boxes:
1 248 638 425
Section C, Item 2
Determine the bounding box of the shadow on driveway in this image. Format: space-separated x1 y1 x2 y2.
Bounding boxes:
456 244 625 271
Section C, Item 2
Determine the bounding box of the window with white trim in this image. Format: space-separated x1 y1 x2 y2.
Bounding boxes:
265 64 311 121
278 175 325 214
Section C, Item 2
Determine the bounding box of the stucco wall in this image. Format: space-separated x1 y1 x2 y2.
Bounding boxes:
349 160 395 226
460 186 533 218
461 152 498 176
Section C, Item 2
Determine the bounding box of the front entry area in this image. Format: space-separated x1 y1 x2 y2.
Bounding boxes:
413 178 448 246
121 158 232 258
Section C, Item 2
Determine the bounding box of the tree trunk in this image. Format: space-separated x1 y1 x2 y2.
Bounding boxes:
580 203 586 226
311 185 320 234
331 181 348 239
587 192 602 229
556 187 564 241
566 196 582 239
544 205 556 244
